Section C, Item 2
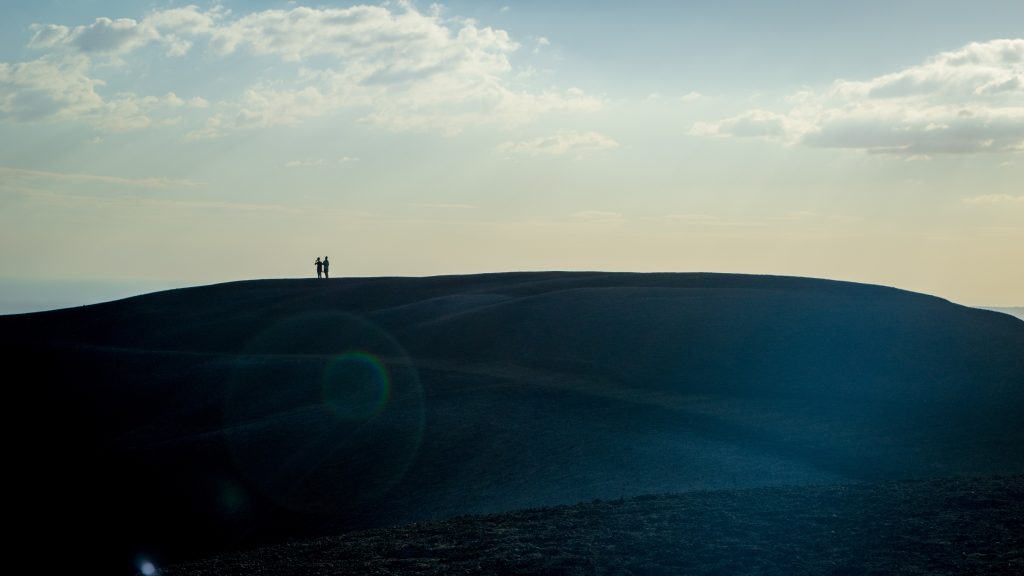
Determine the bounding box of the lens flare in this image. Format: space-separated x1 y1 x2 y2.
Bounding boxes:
223 311 424 515
320 351 391 421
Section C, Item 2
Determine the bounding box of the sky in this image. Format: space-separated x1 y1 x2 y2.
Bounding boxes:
1 0 1022 309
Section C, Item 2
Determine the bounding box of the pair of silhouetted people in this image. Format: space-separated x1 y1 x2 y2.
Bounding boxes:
314 256 330 279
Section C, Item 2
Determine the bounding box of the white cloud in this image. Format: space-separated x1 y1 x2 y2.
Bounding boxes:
5 3 601 136
0 165 205 189
692 109 805 142
664 213 720 221
28 6 220 58
498 130 619 158
0 55 101 122
773 210 818 221
285 158 325 168
659 213 767 228
3 4 600 137
962 194 1024 205
203 6 600 134
235 85 330 128
27 24 71 49
144 6 220 36
410 202 476 209
6 186 307 215
186 113 225 140
680 91 703 102
694 39 1024 155
286 156 360 168
0 54 184 129
68 17 159 55
570 210 624 222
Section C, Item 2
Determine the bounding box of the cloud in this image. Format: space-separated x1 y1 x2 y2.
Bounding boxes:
692 109 802 141
772 210 818 221
145 6 220 36
409 202 476 210
0 165 205 189
0 55 101 123
962 194 1024 205
203 5 600 133
207 4 466 62
0 54 187 129
664 213 721 221
27 24 71 49
68 17 159 54
6 186 307 215
28 6 220 58
232 85 330 128
659 213 767 228
284 158 325 168
694 39 1024 155
286 156 360 168
570 210 625 223
185 113 225 140
498 131 619 158
680 91 703 102
6 3 601 136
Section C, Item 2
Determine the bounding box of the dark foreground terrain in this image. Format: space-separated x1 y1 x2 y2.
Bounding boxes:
166 475 1024 575
3 272 1022 572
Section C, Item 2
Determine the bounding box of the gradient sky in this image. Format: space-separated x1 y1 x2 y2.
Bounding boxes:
1 1 1022 306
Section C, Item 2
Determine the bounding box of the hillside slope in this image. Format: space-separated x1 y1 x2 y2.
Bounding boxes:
164 475 1024 576
3 272 1022 571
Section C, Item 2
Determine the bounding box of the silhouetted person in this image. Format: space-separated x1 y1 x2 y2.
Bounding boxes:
315 257 323 279
323 256 330 279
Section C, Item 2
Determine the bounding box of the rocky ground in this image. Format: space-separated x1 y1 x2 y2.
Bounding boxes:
163 475 1024 575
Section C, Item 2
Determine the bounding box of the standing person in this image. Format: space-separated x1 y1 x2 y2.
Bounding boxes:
323 256 330 279
315 257 323 279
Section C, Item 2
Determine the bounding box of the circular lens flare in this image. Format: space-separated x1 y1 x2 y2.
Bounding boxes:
223 311 424 516
321 351 390 421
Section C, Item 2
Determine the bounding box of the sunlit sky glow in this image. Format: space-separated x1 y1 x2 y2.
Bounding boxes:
1 1 1022 306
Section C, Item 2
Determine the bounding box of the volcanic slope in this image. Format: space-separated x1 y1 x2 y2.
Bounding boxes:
3 272 1023 571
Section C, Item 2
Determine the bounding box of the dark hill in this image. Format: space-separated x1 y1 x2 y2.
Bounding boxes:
3 272 1023 573
164 475 1024 575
